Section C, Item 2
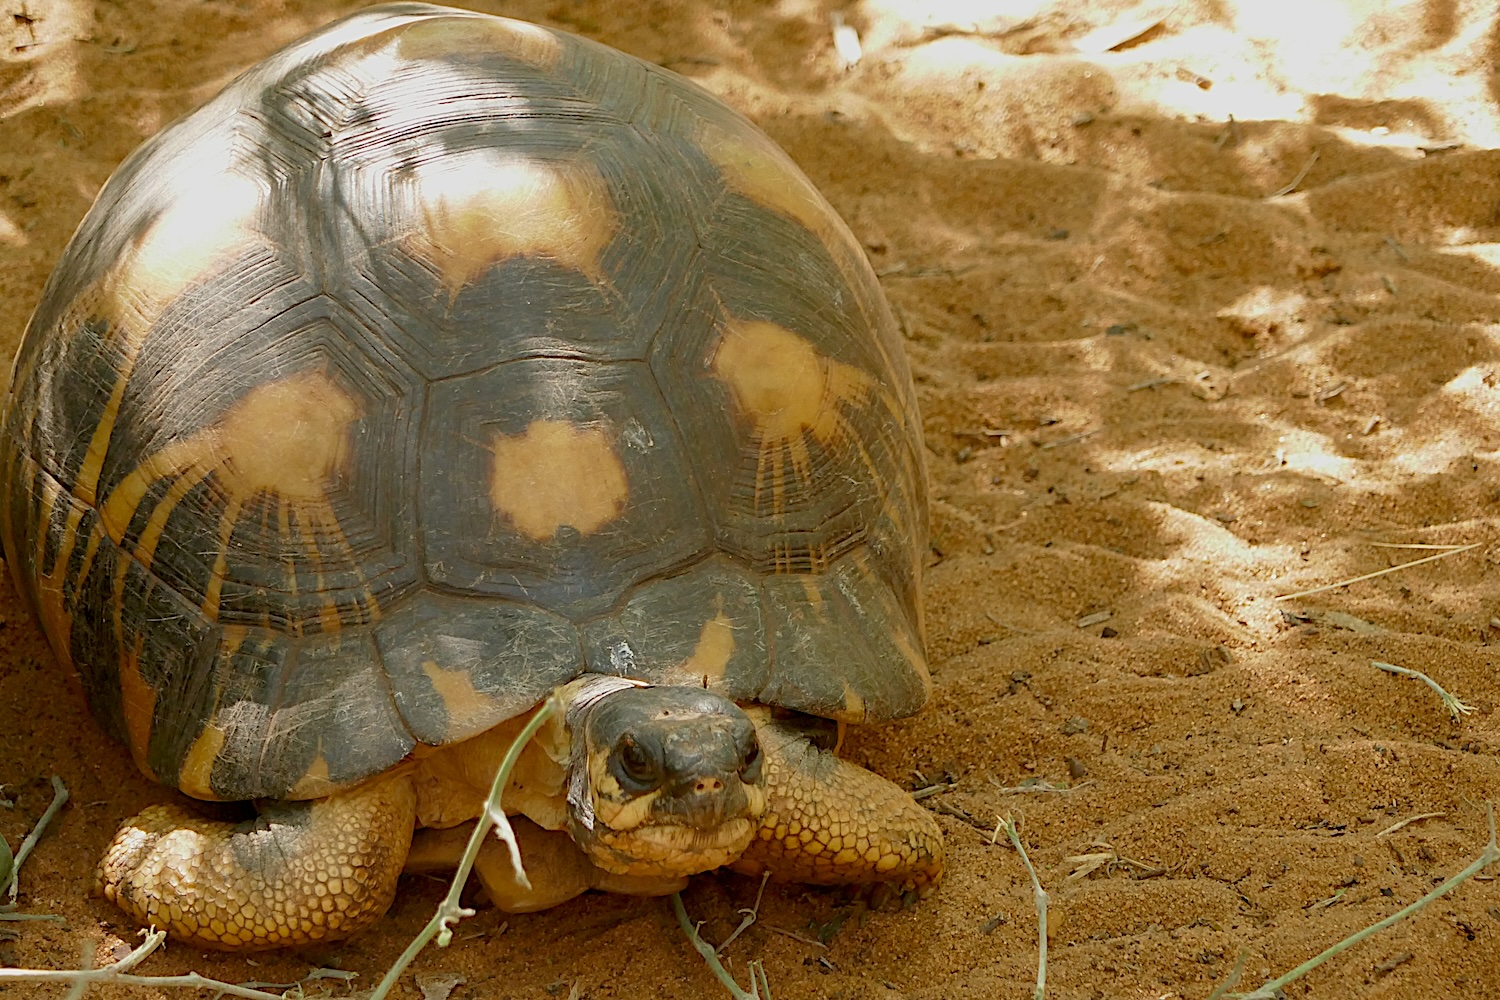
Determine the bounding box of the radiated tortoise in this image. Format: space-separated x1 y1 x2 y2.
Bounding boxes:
0 2 940 949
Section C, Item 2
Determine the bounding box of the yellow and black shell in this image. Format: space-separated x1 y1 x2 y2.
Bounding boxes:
0 3 928 804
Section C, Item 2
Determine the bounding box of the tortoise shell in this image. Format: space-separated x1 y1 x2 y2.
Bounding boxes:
0 2 928 804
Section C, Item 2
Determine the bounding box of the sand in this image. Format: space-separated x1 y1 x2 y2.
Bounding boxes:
4 0 1500 997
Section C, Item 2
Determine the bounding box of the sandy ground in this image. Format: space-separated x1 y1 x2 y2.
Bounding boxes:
6 0 1500 997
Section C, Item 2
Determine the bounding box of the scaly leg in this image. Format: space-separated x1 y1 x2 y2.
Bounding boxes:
97 773 416 950
731 717 942 894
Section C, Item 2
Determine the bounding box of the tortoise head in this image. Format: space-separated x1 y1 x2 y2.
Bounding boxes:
564 685 766 877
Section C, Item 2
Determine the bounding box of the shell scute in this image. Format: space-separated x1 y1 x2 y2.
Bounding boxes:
374 589 580 745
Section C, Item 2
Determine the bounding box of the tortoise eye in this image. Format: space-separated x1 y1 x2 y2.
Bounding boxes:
613 736 661 792
739 743 763 784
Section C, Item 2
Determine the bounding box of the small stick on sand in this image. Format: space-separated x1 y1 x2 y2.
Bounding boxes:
1371 661 1475 720
1 775 68 919
1274 541 1480 600
0 929 291 999
766 925 825 948
1213 115 1240 150
1367 541 1468 550
1376 812 1446 838
1039 428 1100 450
985 612 1037 634
1268 149 1320 197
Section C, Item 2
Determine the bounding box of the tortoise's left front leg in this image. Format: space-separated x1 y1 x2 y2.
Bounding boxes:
730 716 942 894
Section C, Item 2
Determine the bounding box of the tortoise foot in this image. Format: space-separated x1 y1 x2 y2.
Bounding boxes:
97 774 416 950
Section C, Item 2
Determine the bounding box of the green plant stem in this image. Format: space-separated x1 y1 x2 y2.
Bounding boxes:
1003 817 1049 1000
672 892 765 1000
4 775 68 906
369 697 558 1000
1237 804 1500 1000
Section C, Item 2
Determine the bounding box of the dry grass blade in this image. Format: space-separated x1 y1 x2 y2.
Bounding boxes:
1268 149 1320 197
1371 661 1475 720
1274 542 1480 600
990 777 1086 795
1064 851 1112 880
1376 812 1445 837
1064 844 1155 881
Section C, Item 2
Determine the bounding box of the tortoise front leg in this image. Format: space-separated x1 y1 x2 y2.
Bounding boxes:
730 717 943 894
97 773 416 950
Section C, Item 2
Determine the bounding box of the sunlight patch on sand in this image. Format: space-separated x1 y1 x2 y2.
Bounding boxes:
1272 429 1365 483
1141 501 1299 574
0 0 87 121
0 211 27 247
1218 285 1314 331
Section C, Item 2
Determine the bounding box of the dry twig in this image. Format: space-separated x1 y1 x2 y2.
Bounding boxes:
1376 812 1445 838
1268 149 1320 197
1274 542 1479 600
1371 661 1475 720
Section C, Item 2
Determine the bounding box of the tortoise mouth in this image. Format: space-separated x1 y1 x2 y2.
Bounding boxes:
574 814 760 878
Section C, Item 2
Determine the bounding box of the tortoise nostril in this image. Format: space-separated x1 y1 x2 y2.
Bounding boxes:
694 778 724 794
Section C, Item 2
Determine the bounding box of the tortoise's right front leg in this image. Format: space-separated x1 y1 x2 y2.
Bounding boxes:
731 716 943 895
97 773 416 950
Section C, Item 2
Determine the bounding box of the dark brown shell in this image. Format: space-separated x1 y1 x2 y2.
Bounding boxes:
0 2 928 802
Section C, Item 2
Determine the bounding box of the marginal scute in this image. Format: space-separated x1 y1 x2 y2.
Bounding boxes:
760 556 928 723
421 659 500 739
581 558 768 701
683 611 736 682
179 721 227 800
289 754 336 799
178 630 414 801
376 589 580 746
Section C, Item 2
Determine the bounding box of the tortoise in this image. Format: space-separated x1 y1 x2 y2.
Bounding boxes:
0 2 940 950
